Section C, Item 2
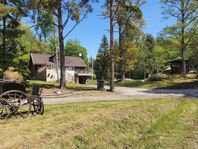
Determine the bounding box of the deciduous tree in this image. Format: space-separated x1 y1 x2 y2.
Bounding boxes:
116 0 144 81
65 39 88 65
161 0 198 75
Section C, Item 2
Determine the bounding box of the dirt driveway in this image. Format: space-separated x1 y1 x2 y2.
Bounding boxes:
43 85 198 104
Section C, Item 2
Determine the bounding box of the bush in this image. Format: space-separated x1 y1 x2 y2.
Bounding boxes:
148 74 163 82
3 67 23 82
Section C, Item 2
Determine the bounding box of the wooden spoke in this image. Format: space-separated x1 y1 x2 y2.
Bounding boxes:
33 97 44 115
0 90 31 119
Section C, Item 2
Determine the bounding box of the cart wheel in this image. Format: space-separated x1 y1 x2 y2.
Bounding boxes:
0 90 31 118
33 97 44 115
0 98 11 119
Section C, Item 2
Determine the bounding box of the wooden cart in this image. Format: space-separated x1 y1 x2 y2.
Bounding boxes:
0 80 44 119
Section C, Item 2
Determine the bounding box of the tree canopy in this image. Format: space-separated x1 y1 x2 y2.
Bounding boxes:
94 35 110 80
65 39 88 65
160 0 198 75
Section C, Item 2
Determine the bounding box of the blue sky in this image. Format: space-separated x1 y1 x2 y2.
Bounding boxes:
23 0 175 58
65 0 175 58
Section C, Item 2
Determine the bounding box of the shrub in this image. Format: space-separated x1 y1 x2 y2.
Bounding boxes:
148 74 163 82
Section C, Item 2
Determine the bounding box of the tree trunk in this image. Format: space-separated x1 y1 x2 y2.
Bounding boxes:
2 1 6 53
55 47 60 83
181 48 186 76
109 0 115 92
181 1 186 76
1 15 7 71
57 7 66 89
181 29 186 76
118 22 125 82
2 16 6 52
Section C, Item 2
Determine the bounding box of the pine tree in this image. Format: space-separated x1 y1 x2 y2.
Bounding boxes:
94 35 110 81
145 34 156 76
28 0 97 89
0 0 29 76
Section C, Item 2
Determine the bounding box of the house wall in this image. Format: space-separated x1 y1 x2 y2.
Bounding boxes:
170 61 190 74
46 68 75 82
75 67 86 74
29 60 38 77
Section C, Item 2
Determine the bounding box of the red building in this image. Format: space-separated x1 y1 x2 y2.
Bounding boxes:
169 57 189 74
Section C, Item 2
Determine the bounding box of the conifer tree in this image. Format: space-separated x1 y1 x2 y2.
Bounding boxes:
94 35 110 81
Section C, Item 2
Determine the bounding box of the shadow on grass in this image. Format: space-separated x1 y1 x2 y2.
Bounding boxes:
157 80 198 89
143 87 198 98
0 111 37 120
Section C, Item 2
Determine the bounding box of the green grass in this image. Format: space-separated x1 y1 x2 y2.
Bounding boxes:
116 78 198 89
86 79 97 85
86 79 109 85
27 80 96 90
67 83 96 91
0 98 197 148
27 80 59 86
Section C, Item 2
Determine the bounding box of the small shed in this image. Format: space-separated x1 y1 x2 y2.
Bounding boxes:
169 57 189 74
75 73 93 84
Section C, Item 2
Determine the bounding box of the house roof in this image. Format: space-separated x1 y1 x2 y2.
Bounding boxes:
31 53 86 68
31 53 51 65
65 56 86 67
169 57 189 63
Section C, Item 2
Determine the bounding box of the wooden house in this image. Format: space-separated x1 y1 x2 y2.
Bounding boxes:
29 53 92 84
169 57 189 74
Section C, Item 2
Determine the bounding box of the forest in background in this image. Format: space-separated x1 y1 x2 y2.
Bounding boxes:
0 0 197 90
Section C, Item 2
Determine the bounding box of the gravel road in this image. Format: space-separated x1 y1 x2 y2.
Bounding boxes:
43 85 198 104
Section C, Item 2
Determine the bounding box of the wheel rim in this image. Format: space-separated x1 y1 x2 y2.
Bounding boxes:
0 90 31 119
33 97 44 115
0 98 10 119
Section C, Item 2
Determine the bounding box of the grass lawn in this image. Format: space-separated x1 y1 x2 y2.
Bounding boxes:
28 80 95 89
0 98 197 148
116 78 198 89
26 80 96 96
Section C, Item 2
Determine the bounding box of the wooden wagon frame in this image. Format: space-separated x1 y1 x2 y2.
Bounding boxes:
0 80 44 119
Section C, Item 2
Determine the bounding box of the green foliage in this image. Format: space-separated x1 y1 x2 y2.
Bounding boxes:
144 34 156 75
155 37 179 60
48 34 59 54
94 35 110 80
35 10 55 40
114 0 145 81
160 0 198 74
190 45 198 72
114 39 139 79
115 77 198 89
28 0 97 88
65 39 88 65
0 1 27 77
18 24 52 79
132 34 165 79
